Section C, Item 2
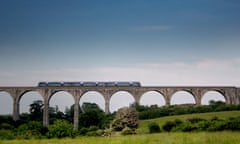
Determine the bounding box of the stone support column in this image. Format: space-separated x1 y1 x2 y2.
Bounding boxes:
165 96 170 106
193 88 202 106
73 101 79 130
43 98 49 127
237 88 240 105
164 89 174 106
105 100 110 114
13 99 19 121
72 90 81 130
103 89 112 114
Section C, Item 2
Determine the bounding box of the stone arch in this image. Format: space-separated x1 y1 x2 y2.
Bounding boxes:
79 91 105 112
110 91 135 113
170 90 196 105
0 91 13 115
48 91 75 113
140 91 166 107
18 91 44 114
201 90 226 105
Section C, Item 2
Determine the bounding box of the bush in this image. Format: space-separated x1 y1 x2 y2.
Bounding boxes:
79 127 88 135
112 107 138 131
207 120 226 131
0 123 13 130
162 121 176 132
15 121 46 139
196 121 210 131
47 120 76 138
148 122 161 133
186 117 204 124
175 123 197 132
225 117 240 131
121 127 136 135
0 129 14 140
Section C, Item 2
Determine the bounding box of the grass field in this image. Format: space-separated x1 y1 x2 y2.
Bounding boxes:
137 111 240 134
1 111 240 144
1 132 240 144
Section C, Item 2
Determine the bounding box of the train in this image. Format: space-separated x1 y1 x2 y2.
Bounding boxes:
38 81 141 87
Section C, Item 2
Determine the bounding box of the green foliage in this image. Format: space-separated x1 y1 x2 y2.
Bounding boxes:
186 117 205 124
148 122 161 133
112 107 139 131
81 102 103 112
79 110 103 128
0 129 14 140
15 121 47 139
29 100 44 121
47 120 76 138
162 121 177 132
79 127 88 135
121 127 136 135
134 102 240 120
0 123 14 130
225 116 240 131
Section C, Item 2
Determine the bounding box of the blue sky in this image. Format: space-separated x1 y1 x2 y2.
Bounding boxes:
1 0 240 71
0 0 240 114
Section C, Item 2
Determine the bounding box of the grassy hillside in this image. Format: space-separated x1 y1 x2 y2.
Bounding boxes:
1 132 240 144
137 110 240 134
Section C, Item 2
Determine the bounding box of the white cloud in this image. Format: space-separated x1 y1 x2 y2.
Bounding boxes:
0 59 239 87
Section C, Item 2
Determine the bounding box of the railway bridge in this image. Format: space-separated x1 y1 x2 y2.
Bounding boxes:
0 86 240 130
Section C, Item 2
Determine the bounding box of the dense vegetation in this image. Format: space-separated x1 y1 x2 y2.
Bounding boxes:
0 100 240 140
132 101 240 120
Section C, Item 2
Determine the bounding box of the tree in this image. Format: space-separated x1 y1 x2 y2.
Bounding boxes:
78 103 107 129
29 100 44 121
111 107 138 131
81 102 103 113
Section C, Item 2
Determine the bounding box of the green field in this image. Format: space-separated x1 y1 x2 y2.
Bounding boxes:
137 110 240 134
1 132 240 144
1 111 240 144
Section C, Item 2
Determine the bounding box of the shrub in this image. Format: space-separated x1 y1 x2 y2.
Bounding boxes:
225 117 240 131
121 127 136 135
88 125 98 132
175 123 197 132
196 121 210 131
162 121 176 132
47 120 76 138
0 129 14 140
15 121 46 139
186 117 204 124
148 122 161 133
207 121 226 131
79 127 88 135
0 123 13 130
112 107 138 131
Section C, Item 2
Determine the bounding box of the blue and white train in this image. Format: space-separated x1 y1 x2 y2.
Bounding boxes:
38 81 141 87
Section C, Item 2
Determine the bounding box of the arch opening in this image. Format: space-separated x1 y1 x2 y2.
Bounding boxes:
170 91 196 105
0 91 13 115
19 91 43 114
110 91 135 113
49 91 74 113
140 91 165 107
80 91 105 112
201 91 226 105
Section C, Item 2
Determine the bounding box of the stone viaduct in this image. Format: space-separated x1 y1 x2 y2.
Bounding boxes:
0 86 240 130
